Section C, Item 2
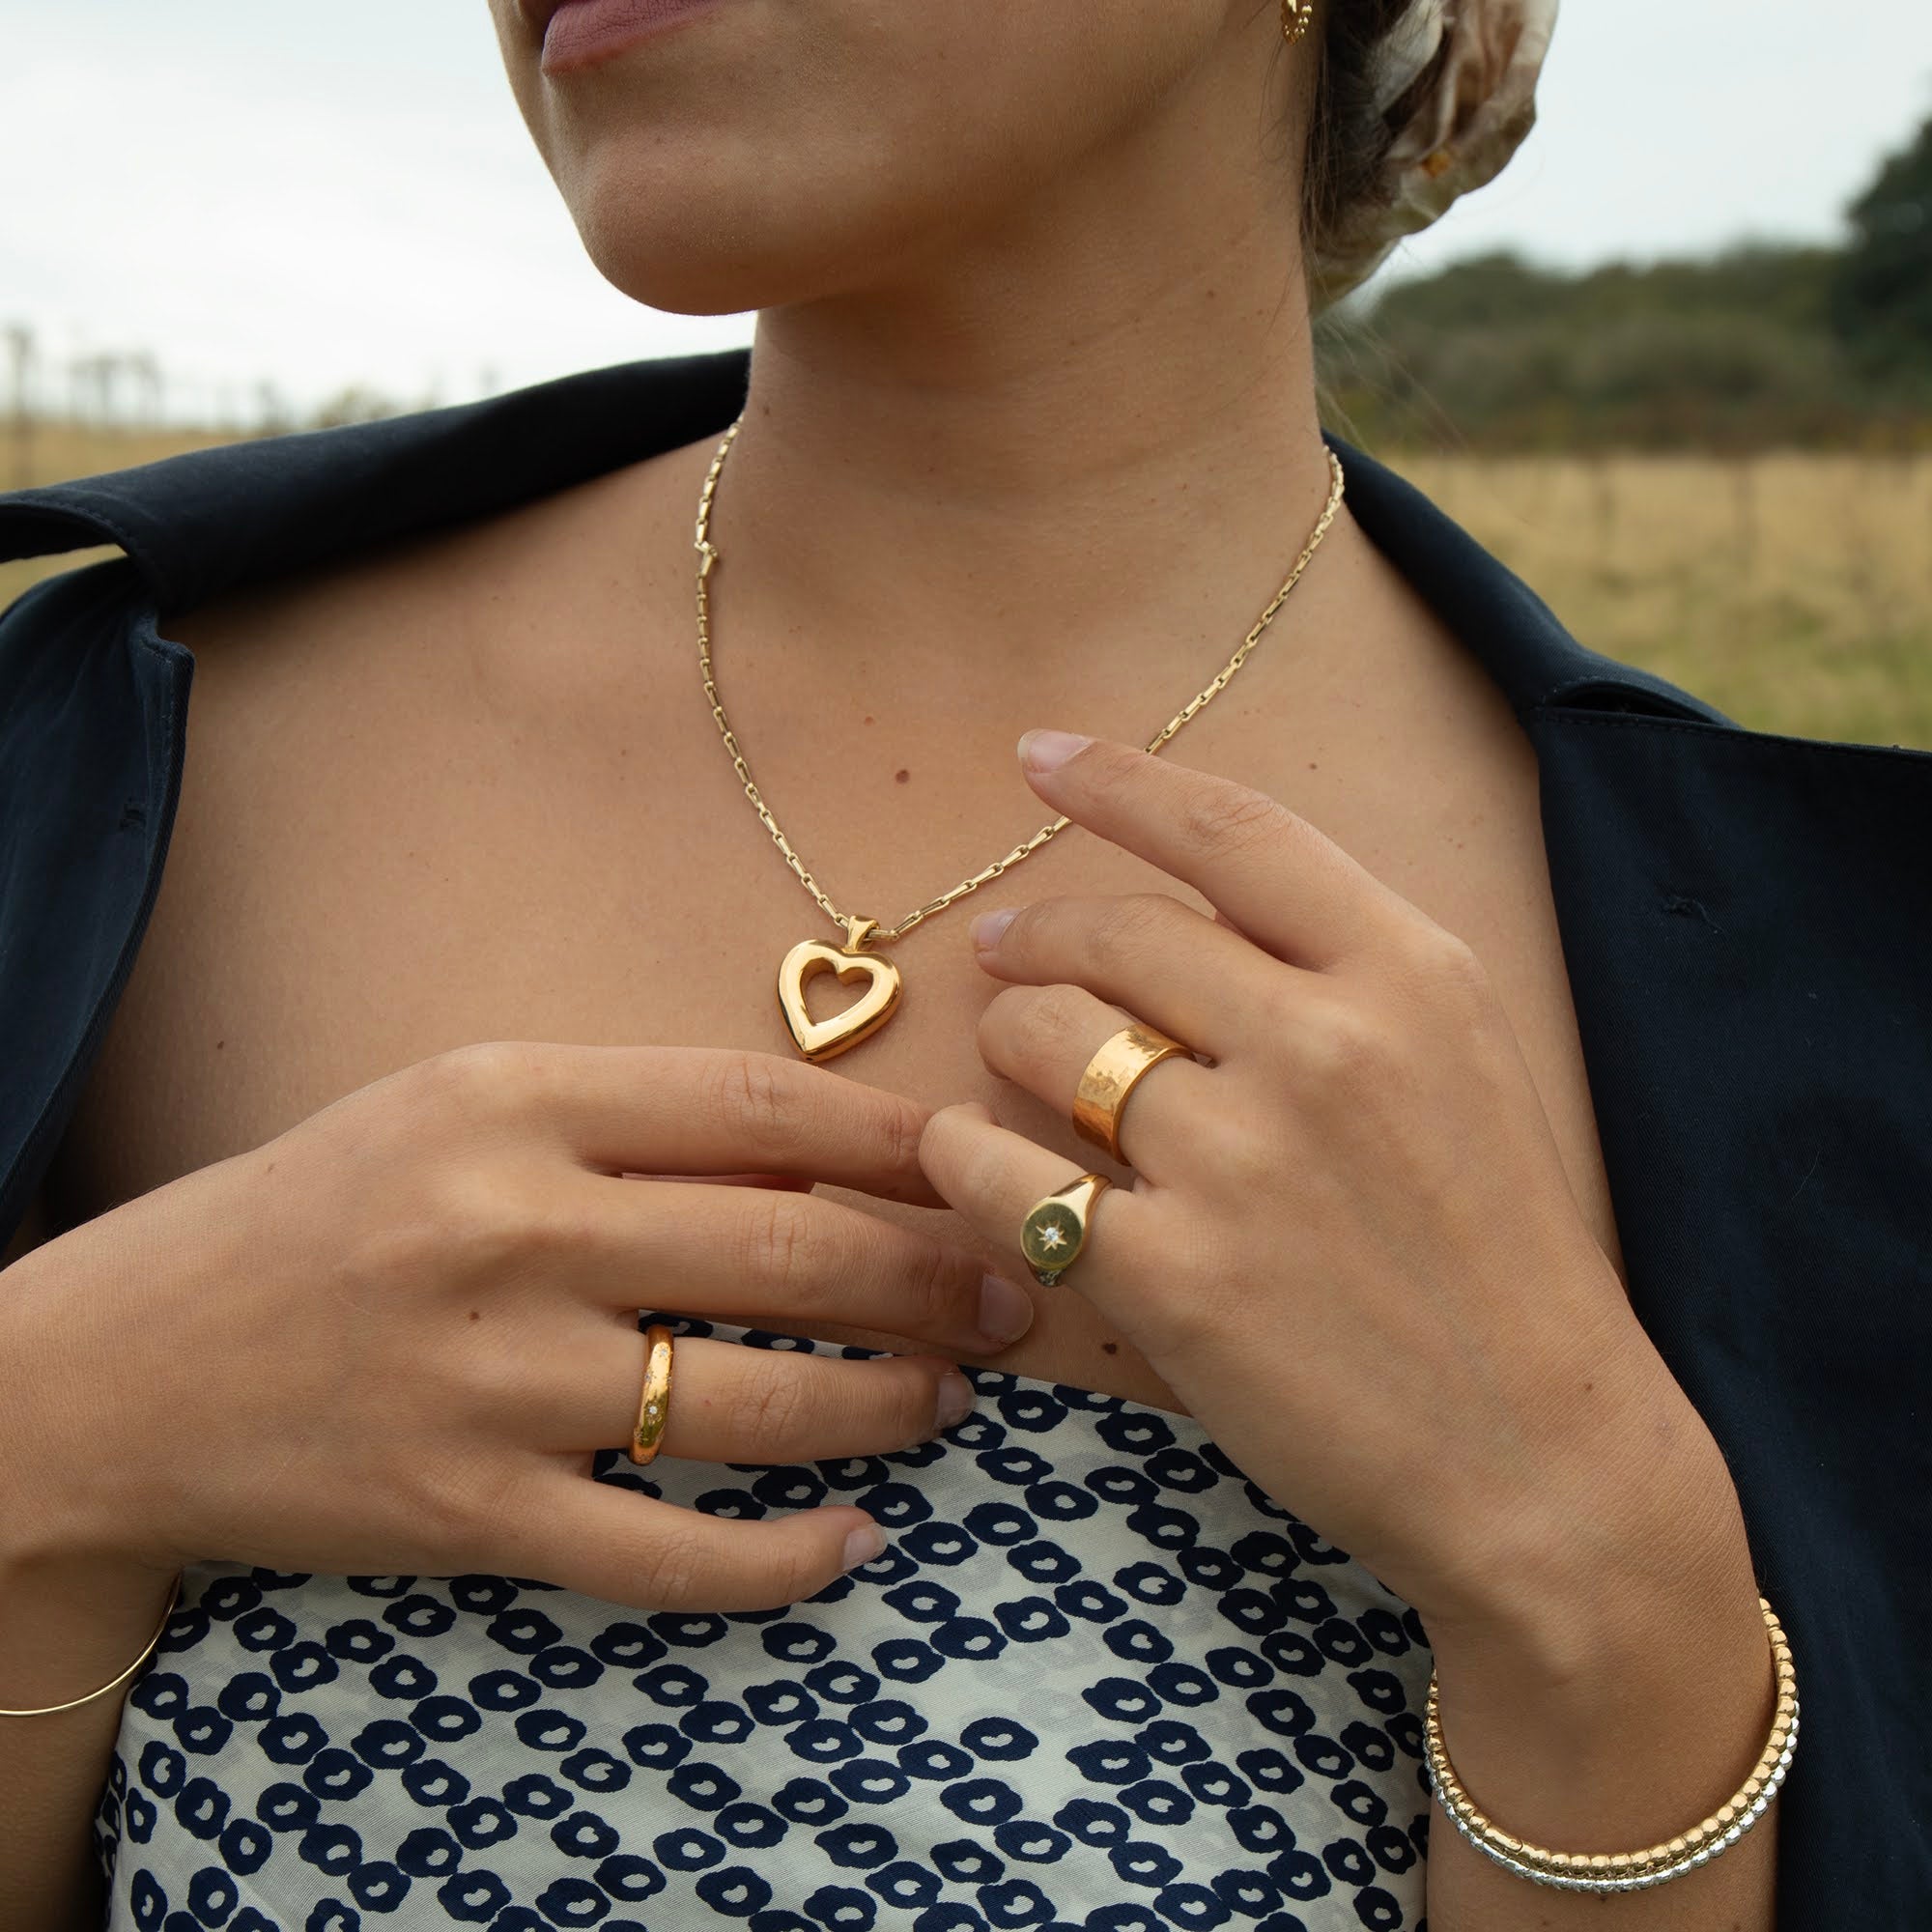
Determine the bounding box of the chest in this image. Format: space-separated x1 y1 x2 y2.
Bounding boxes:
49 579 1628 1412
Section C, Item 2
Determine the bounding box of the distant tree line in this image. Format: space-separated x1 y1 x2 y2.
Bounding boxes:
1319 111 1932 452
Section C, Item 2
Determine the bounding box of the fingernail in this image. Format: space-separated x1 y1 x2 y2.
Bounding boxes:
1019 729 1092 776
934 1369 977 1432
977 1273 1035 1349
840 1520 888 1573
970 907 1017 952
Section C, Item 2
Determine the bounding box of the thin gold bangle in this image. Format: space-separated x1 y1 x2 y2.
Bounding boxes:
0 1569 183 1719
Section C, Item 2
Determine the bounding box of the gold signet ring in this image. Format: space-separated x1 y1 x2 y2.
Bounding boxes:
1019 1172 1112 1288
629 1323 676 1465
1072 1022 1193 1165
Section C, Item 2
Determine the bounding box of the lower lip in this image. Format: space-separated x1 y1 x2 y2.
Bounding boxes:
540 0 725 74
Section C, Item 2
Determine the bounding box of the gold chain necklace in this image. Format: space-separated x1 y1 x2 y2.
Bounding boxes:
694 412 1347 1062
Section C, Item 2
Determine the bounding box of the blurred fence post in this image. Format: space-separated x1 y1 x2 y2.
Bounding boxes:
1588 451 1617 582
4 324 34 490
1731 454 1759 579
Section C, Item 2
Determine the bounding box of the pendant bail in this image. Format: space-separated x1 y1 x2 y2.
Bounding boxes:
840 915 882 954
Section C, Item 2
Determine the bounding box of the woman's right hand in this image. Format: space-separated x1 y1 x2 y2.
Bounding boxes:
2 1041 1033 1613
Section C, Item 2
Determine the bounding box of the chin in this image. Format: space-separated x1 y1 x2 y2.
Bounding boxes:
555 138 959 318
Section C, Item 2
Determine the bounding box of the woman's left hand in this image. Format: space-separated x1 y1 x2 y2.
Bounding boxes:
919 728 1732 1639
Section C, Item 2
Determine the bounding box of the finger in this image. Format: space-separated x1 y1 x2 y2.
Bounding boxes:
522 1322 979 1463
970 892 1275 1060
542 1169 1037 1356
919 1105 1153 1315
431 1042 947 1207
624 1172 817 1191
975 982 1211 1180
1013 732 1411 970
506 1474 891 1614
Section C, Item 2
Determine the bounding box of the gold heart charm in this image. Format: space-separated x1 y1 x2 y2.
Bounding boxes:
778 924 903 1063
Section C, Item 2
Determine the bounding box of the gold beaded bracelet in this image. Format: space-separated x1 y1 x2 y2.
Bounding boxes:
0 1571 183 1719
1424 1593 1797 1894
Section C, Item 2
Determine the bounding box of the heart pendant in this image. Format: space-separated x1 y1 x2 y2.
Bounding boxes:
778 924 903 1062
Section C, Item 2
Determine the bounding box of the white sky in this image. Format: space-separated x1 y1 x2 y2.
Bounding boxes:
2 0 1928 422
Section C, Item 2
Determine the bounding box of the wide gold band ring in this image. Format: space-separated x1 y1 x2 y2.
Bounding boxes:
1072 1022 1193 1165
629 1323 676 1465
1019 1172 1113 1288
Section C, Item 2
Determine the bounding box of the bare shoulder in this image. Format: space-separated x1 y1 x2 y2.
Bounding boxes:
49 434 715 1219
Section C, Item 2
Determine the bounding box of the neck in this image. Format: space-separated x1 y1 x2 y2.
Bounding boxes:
692 33 1354 707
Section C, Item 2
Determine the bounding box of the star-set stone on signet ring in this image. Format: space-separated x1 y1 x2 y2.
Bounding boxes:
1019 1172 1113 1287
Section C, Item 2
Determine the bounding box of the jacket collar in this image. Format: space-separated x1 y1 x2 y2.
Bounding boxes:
0 342 1733 733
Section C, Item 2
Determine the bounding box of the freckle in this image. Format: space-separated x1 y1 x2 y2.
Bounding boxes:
1307 761 1318 770
1101 1342 1119 1355
214 1039 225 1050
469 1310 481 1322
895 769 910 784
863 714 875 725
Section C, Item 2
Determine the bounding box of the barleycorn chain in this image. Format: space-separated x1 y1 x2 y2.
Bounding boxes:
695 410 1347 1061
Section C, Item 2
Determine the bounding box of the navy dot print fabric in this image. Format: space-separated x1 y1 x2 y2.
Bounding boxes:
96 1318 1435 1929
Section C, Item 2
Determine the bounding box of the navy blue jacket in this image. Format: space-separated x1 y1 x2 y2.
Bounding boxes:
2 346 1927 1924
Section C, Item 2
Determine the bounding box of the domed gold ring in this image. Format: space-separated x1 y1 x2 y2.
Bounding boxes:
629 1323 676 1465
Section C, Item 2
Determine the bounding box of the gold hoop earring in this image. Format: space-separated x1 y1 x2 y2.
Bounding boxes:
1280 0 1315 44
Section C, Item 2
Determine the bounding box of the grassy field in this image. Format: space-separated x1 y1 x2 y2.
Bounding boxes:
1402 450 1932 753
5 424 1930 753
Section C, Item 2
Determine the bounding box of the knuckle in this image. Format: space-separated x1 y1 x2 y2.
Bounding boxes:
725 1360 812 1451
436 1166 575 1279
1087 894 1183 973
870 1094 928 1180
1298 998 1398 1091
1179 782 1288 861
986 983 1090 1065
739 1190 823 1289
393 1450 506 1572
339 1160 508 1295
632 1521 709 1609
897 1236 966 1338
1249 980 1308 1056
1407 926 1492 1007
763 1535 829 1608
708 1050 814 1161
959 1135 1015 1210
412 1039 550 1117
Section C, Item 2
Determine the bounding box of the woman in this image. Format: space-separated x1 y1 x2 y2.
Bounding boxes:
0 1 1924 1926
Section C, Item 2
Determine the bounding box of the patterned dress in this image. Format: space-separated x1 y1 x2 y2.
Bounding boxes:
97 1317 1435 1931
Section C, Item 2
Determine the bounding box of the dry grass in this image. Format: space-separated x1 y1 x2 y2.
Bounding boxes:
5 426 1930 751
1401 450 1932 753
